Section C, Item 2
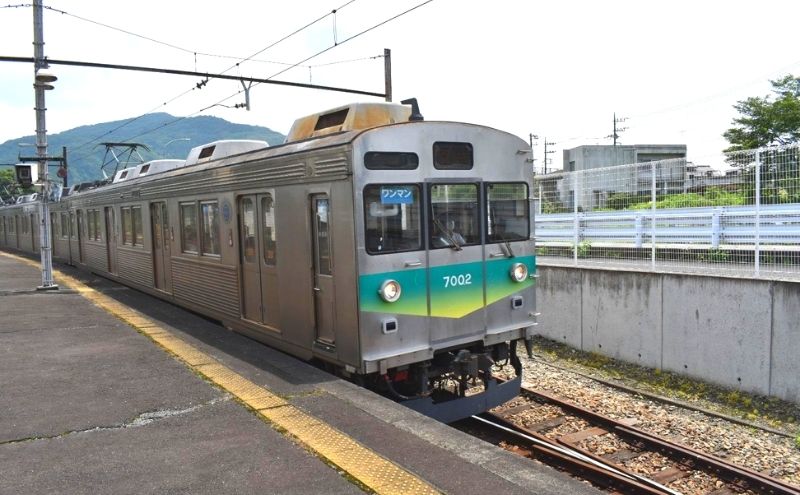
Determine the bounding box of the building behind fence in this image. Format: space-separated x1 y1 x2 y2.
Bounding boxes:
534 143 800 280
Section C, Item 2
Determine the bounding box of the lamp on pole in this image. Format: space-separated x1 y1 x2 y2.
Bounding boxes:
33 0 57 290
162 138 190 158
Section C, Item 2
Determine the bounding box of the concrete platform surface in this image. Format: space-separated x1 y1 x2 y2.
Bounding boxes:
0 252 600 495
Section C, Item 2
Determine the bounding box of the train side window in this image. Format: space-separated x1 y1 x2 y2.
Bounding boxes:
486 182 530 243
261 194 277 265
132 206 144 246
87 210 95 240
363 184 421 255
433 142 473 170
60 213 69 239
200 201 220 256
180 202 198 253
364 152 419 170
429 184 480 249
94 210 102 241
121 207 132 245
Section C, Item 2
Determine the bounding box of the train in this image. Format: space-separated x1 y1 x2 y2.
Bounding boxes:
0 100 537 422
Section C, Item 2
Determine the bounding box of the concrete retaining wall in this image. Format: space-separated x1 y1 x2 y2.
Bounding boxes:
535 265 800 403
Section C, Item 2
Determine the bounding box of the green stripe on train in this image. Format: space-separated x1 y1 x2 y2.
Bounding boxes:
359 255 536 318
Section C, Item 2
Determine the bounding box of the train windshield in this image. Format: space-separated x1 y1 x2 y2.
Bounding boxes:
486 182 529 243
364 184 422 254
429 184 480 249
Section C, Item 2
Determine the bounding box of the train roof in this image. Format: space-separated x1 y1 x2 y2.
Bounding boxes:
20 101 524 204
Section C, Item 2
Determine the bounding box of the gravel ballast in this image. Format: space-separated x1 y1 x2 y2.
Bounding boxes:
511 338 800 490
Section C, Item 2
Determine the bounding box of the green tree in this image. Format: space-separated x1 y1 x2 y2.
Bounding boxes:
0 168 18 202
723 75 800 152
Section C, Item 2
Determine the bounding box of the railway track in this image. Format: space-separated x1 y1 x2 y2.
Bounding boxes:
472 386 800 495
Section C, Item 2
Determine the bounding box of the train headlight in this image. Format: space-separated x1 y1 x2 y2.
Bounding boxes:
379 279 402 302
510 263 528 282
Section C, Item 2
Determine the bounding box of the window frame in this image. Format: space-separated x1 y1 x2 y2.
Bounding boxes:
60 212 69 239
432 142 474 170
87 210 95 240
484 181 530 244
93 210 102 241
180 202 199 254
199 200 220 257
261 193 277 266
427 182 481 250
364 151 420 170
180 199 221 258
132 206 143 246
121 205 144 247
121 206 132 245
363 183 423 256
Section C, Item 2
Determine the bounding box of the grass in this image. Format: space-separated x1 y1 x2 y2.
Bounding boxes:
529 336 800 436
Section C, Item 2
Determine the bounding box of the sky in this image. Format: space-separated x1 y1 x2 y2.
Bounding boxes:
1 0 799 171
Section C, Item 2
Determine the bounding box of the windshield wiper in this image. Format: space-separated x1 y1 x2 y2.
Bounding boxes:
433 217 462 251
493 228 515 258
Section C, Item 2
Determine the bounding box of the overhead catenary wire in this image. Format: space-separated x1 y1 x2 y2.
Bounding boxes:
110 0 435 146
56 0 360 158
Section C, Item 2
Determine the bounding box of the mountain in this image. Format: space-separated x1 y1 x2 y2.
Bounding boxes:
0 113 286 184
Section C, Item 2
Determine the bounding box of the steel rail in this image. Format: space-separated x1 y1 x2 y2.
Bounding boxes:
473 414 673 495
525 387 800 495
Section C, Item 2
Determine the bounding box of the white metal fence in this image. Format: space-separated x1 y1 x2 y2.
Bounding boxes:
534 144 800 280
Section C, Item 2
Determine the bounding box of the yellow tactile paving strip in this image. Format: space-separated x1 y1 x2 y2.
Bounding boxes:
0 252 441 495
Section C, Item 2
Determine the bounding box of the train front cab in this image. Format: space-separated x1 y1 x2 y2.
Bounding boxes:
353 123 537 422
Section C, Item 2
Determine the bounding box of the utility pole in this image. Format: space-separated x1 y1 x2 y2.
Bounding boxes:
383 48 392 102
529 133 538 174
543 138 556 174
611 112 628 146
32 0 57 290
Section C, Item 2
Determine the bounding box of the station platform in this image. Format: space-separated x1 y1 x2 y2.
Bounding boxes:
0 251 599 495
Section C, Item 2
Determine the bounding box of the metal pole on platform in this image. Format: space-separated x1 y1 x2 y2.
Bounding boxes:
573 173 579 266
33 0 57 290
651 163 656 271
755 150 761 277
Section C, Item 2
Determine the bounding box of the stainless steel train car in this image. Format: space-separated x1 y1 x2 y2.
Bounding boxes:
0 101 537 422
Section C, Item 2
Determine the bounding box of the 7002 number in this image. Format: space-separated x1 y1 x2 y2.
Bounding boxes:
443 274 472 288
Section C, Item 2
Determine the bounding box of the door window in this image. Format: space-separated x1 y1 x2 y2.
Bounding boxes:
314 198 332 275
429 184 480 249
261 194 277 265
240 198 256 263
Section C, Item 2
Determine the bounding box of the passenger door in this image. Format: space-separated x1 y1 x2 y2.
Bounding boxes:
74 211 84 264
105 207 118 274
238 193 281 328
258 193 280 328
426 181 486 343
151 202 172 293
30 214 36 252
311 194 335 344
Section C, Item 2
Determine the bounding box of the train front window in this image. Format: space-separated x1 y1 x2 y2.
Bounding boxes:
486 182 530 243
364 184 421 254
429 184 480 249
